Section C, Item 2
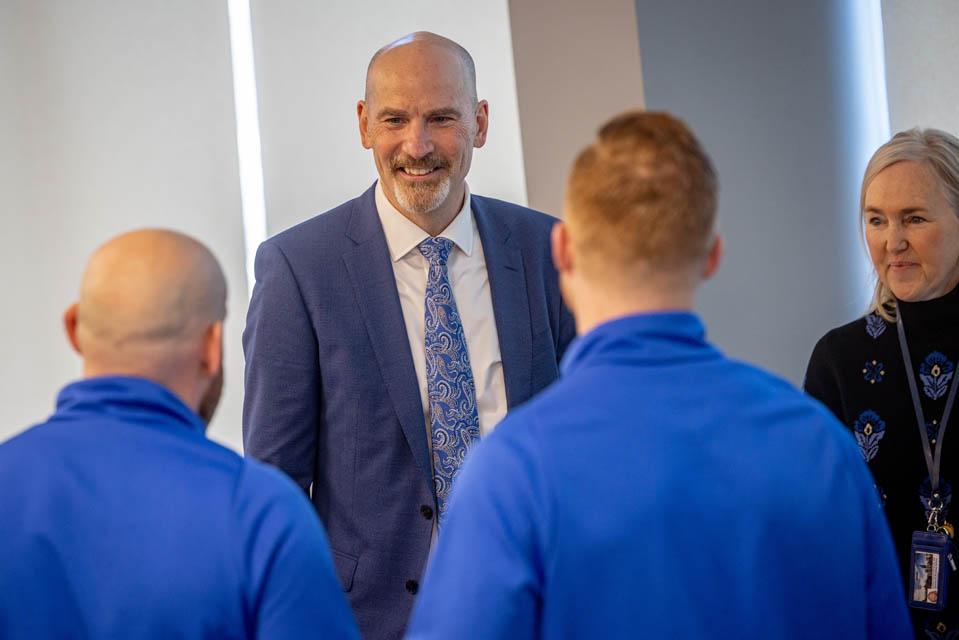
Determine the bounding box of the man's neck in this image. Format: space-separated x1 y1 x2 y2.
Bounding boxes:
571 286 696 336
82 361 201 416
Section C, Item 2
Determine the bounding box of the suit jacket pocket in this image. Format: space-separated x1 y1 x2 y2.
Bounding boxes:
331 548 358 592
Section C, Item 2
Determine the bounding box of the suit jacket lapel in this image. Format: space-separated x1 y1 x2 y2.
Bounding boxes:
472 196 532 407
342 186 434 493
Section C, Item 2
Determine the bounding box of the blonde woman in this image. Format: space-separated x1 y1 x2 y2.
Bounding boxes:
805 128 959 638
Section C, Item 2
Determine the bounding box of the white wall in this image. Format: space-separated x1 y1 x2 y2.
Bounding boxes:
508 0 645 217
250 0 528 235
0 1 248 450
882 0 959 136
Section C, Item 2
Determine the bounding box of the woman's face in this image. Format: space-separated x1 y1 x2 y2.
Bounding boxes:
864 160 959 302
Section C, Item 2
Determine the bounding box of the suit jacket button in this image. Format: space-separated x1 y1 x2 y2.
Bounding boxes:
420 505 434 520
405 579 419 595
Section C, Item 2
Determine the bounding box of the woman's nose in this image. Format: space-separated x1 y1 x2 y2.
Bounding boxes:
886 225 908 253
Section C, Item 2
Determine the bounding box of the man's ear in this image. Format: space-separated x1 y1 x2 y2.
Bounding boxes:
702 234 723 280
551 222 573 275
357 100 372 149
63 303 82 355
201 321 224 377
473 100 489 148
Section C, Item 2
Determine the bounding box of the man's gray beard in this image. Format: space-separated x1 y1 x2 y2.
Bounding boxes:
393 176 451 215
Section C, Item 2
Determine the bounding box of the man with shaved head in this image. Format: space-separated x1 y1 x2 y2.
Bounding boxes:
0 230 359 639
243 32 574 639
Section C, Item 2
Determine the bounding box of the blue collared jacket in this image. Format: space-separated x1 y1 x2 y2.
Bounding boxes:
0 376 359 639
407 313 911 639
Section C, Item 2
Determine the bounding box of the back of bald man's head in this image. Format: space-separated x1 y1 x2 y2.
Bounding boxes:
73 229 227 375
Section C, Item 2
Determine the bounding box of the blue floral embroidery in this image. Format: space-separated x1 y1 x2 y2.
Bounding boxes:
862 360 885 384
865 313 886 339
853 410 886 462
923 618 959 639
920 352 955 400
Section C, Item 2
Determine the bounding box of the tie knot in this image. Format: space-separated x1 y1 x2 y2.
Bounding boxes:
419 237 454 266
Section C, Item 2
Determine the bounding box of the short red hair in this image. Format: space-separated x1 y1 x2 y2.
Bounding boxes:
565 111 717 279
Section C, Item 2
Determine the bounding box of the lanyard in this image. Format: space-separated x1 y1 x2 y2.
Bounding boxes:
897 313 959 494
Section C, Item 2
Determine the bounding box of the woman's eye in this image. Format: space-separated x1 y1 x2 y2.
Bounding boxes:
907 215 927 224
867 217 883 226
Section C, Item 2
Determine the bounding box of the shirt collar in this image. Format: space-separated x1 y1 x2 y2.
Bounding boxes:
374 181 475 262
54 375 207 434
560 311 715 377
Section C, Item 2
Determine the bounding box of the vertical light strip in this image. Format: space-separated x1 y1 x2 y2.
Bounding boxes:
855 0 892 147
227 0 267 296
843 0 892 312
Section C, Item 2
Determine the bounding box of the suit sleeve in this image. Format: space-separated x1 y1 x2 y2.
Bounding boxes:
242 241 320 492
406 422 545 639
238 467 359 639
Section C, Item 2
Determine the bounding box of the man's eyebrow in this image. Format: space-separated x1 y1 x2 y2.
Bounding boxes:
426 108 463 118
375 108 409 119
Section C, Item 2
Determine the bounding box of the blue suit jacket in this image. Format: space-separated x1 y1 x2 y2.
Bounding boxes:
243 184 574 640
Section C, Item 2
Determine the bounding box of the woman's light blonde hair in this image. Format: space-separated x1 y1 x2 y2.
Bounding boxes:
861 127 959 321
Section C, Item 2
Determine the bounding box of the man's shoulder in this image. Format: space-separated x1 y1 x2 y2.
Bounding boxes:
472 194 558 233
708 357 866 466
715 355 838 416
0 421 48 466
263 187 374 256
236 455 313 511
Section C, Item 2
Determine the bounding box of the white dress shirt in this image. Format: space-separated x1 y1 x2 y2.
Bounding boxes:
375 181 508 439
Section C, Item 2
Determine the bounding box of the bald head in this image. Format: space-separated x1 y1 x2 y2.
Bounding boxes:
365 31 477 104
66 230 227 412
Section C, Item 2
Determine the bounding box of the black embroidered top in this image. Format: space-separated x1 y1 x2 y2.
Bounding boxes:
805 285 959 637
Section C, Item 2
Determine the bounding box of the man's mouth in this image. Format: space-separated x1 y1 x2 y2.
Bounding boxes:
391 154 449 181
395 165 447 182
400 166 440 176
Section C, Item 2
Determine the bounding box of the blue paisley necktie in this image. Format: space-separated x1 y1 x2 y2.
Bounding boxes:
419 237 481 522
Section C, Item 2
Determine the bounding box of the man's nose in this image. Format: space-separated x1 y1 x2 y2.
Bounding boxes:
402 120 434 159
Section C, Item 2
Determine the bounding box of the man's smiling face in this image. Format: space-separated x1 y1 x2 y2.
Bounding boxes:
358 39 488 222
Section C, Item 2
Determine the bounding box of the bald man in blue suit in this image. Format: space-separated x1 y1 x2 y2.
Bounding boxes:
242 32 574 640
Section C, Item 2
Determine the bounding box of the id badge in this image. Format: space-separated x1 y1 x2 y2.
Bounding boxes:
910 531 954 611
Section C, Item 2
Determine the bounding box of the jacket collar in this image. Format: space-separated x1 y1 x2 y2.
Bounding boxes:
561 311 718 377
54 376 206 434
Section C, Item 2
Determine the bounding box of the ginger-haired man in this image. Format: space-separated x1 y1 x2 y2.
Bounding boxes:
407 111 910 639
